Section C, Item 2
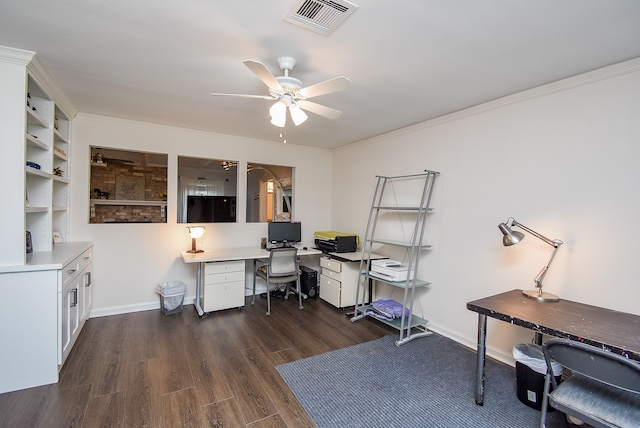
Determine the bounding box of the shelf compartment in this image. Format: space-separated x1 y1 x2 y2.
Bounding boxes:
373 206 434 212
359 305 429 329
367 238 433 248
53 127 68 144
26 133 48 150
53 180 68 208
25 209 52 252
355 303 433 345
54 106 70 143
363 272 431 288
25 166 52 179
25 105 49 129
53 150 67 161
52 175 70 184
26 207 49 214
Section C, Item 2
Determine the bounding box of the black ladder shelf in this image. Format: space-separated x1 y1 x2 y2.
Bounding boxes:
351 170 439 346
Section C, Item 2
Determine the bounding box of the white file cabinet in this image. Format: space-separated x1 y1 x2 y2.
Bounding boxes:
201 260 245 312
319 256 366 308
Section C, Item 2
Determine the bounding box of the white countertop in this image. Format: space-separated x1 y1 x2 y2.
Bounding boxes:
0 241 93 273
181 246 322 263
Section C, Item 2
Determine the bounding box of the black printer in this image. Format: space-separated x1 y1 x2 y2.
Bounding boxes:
314 232 358 253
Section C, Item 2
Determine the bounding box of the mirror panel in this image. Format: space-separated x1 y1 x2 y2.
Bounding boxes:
246 162 293 223
89 147 168 224
178 157 238 223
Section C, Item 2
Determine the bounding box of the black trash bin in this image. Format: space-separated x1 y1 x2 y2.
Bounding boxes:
513 343 563 411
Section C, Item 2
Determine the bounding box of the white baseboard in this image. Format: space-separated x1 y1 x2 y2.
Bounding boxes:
89 295 195 318
427 321 515 367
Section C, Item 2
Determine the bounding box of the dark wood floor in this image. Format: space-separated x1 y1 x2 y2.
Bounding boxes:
0 294 395 427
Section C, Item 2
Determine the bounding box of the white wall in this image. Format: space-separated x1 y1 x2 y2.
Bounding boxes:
69 114 332 316
331 59 640 363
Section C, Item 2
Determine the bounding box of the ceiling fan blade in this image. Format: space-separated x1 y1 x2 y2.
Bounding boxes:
210 92 274 100
243 60 283 91
299 76 351 99
297 100 342 120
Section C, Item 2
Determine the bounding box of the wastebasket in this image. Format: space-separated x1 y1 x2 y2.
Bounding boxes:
156 281 186 315
513 343 563 411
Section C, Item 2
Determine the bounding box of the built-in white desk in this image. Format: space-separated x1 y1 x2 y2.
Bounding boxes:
181 247 322 316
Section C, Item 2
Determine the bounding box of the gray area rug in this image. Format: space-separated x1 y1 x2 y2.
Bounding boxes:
277 334 566 427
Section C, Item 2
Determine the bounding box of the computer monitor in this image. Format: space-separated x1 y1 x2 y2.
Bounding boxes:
268 221 301 246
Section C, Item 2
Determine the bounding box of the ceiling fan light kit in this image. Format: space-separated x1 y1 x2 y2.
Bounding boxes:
269 101 287 127
289 104 308 126
211 56 351 131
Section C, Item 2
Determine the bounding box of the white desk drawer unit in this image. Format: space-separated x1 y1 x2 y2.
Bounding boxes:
201 260 245 312
319 256 365 308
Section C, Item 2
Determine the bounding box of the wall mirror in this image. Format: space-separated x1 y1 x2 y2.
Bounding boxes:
178 156 238 223
89 147 168 223
246 162 293 223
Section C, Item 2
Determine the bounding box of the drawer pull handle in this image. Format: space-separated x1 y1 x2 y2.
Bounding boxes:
83 257 91 261
70 288 78 307
85 272 92 287
67 269 77 275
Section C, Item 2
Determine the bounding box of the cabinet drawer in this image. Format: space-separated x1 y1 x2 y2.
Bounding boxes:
62 261 80 288
205 260 245 274
202 281 245 312
61 247 94 290
78 248 92 273
320 256 343 273
321 266 342 282
319 274 341 307
205 270 245 285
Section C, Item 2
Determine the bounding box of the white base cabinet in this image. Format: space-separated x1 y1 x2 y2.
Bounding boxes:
201 260 245 312
0 242 93 394
59 246 93 364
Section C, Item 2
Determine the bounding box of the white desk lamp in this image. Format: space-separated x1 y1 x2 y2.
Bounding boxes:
186 226 206 253
498 218 563 302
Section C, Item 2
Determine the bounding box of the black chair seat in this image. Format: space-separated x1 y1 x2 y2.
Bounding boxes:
541 338 640 428
550 374 640 427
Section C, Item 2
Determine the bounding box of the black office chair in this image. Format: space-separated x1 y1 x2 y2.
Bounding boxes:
540 338 640 428
252 247 303 316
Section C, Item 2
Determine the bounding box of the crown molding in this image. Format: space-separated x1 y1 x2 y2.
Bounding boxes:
0 45 35 66
339 56 640 151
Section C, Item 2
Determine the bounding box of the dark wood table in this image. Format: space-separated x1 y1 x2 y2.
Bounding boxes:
466 289 640 405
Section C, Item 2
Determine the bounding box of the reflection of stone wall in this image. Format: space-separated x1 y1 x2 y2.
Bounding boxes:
92 204 166 224
90 163 167 223
91 164 167 201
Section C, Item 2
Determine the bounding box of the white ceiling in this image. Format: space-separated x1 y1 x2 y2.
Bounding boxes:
2 0 640 150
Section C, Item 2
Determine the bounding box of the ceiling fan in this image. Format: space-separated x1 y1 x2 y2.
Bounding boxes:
211 57 351 127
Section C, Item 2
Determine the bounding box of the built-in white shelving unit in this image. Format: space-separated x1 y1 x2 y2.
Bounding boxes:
1 46 75 264
0 46 93 394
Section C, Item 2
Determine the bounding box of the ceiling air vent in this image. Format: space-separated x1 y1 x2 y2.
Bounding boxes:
283 0 358 35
